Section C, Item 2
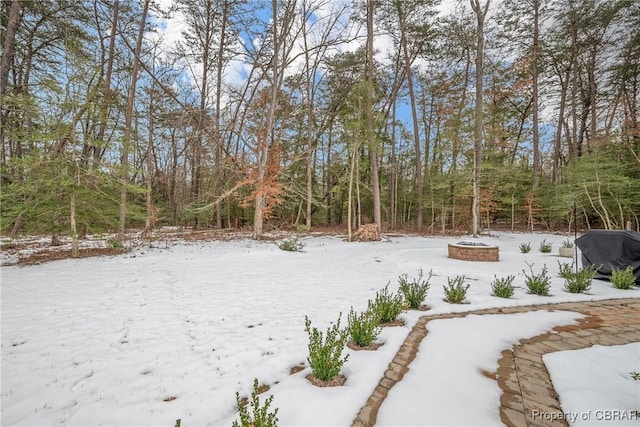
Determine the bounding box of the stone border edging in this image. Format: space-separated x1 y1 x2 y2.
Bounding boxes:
351 298 640 427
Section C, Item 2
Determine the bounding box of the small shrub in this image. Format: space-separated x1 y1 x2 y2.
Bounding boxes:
295 224 310 233
174 420 181 427
561 239 574 248
491 275 515 298
304 314 349 381
278 237 305 252
523 262 551 296
538 239 552 253
631 372 640 381
519 242 531 253
347 307 381 347
557 260 575 279
232 378 279 427
564 265 598 293
443 275 469 304
107 238 125 250
611 266 636 290
367 284 405 324
398 269 432 309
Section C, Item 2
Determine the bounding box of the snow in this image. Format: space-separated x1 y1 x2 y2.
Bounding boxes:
1 232 638 426
376 310 584 426
544 343 640 426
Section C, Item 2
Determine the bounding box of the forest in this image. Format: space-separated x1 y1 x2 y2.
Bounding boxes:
1 0 639 242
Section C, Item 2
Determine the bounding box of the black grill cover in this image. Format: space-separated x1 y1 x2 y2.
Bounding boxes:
575 230 640 285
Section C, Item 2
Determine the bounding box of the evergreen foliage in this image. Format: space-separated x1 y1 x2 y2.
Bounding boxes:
443 275 469 303
519 242 531 253
611 266 636 290
367 284 405 324
398 269 432 309
232 378 279 427
277 237 305 252
563 265 598 294
1 1 639 235
347 307 381 347
491 275 515 298
523 262 551 296
557 261 575 279
561 239 574 248
304 314 349 381
538 239 552 253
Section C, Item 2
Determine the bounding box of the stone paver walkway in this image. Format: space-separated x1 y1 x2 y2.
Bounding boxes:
351 298 640 427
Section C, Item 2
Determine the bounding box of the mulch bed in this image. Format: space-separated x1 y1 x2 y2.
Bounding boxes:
18 247 128 265
289 364 306 375
306 374 346 387
347 341 384 351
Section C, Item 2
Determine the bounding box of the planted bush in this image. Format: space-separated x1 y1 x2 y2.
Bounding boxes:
304 314 349 381
491 275 515 298
347 307 381 347
278 237 305 252
558 260 575 279
295 224 310 234
107 238 125 250
368 284 405 324
561 239 574 248
523 262 551 296
443 275 469 304
519 242 531 253
564 265 598 294
398 269 432 309
611 266 636 290
538 239 552 253
232 378 279 427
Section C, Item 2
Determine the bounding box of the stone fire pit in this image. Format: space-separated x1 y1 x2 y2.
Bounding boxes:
448 241 500 262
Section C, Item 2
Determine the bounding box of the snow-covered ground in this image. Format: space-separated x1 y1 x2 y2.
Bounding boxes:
545 343 640 426
2 232 638 426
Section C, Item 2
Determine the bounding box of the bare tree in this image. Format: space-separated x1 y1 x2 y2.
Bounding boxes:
0 0 22 164
365 0 381 232
470 0 490 237
119 0 150 241
0 0 21 97
252 0 298 238
300 0 349 230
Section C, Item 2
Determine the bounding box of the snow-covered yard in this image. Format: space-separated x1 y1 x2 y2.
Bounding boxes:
2 232 638 426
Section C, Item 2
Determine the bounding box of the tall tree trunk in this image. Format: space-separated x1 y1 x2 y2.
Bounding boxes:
119 0 150 241
552 66 570 183
569 6 580 158
365 0 381 231
142 53 157 240
253 0 286 238
531 0 540 190
0 0 20 97
390 101 397 230
302 5 314 230
0 0 22 164
347 140 358 241
470 0 489 238
326 123 334 225
214 0 229 229
397 4 423 231
588 44 598 150
451 48 471 232
95 0 119 168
